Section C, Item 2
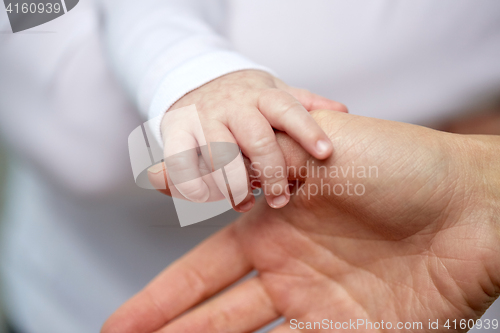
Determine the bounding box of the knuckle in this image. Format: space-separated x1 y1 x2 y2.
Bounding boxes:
177 182 206 200
182 264 209 300
265 175 286 187
164 154 189 171
262 176 287 196
260 88 303 119
204 306 234 333
261 88 286 100
143 288 170 324
248 134 278 157
260 88 288 103
279 100 302 117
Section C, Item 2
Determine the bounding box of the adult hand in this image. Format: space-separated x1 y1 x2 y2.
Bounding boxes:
161 70 347 211
103 111 500 333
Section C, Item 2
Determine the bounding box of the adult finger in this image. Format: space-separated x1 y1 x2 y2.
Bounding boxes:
101 225 253 333
229 108 290 209
258 89 333 160
156 278 280 333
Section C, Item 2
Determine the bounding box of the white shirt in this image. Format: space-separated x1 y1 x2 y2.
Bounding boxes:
0 0 499 332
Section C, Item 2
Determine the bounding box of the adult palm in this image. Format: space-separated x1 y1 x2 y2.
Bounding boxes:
103 111 500 333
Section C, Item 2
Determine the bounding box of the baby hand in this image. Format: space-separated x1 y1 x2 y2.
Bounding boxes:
161 70 347 211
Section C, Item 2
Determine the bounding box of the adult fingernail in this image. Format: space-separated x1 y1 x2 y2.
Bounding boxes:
148 163 164 174
271 195 288 208
316 139 332 156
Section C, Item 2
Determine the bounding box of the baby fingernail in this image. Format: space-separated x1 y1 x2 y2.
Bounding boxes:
316 139 331 156
271 195 288 208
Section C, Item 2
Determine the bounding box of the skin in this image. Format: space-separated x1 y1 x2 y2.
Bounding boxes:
103 110 500 333
161 70 347 210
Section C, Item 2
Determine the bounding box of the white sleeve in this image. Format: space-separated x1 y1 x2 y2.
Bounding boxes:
99 0 273 145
